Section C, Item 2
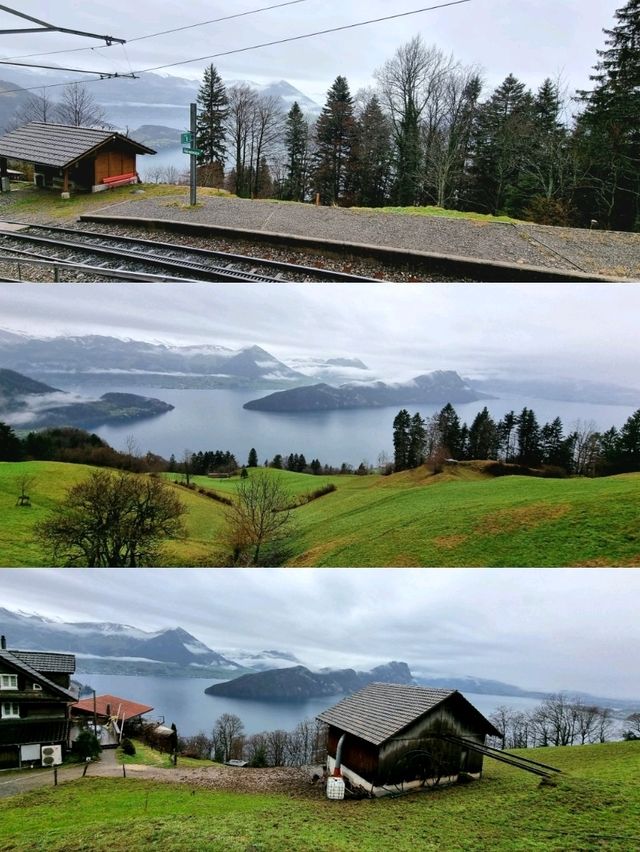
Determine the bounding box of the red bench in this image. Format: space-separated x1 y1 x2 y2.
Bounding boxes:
102 172 138 188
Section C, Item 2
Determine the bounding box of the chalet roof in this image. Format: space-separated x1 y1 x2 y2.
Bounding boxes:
10 650 76 674
0 649 76 701
72 694 153 721
0 122 155 168
317 683 500 745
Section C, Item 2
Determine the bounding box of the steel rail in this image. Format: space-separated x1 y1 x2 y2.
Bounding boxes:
4 222 381 282
0 248 196 282
0 230 284 283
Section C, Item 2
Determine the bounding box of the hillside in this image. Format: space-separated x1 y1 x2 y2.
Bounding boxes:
205 662 413 699
0 741 638 850
244 370 488 411
1 462 639 567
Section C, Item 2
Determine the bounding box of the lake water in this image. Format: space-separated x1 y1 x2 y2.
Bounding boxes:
80 673 546 738
61 381 639 467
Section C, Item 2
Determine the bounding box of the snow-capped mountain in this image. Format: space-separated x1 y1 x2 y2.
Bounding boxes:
0 609 242 671
287 356 375 385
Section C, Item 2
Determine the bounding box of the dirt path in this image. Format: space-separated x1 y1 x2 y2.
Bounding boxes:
0 751 322 800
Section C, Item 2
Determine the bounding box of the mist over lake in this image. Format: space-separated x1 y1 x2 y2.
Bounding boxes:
62 381 639 467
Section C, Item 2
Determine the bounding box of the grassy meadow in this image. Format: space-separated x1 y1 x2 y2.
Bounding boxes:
0 741 639 851
1 461 639 567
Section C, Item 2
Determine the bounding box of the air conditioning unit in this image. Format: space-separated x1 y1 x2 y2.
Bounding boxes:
41 744 62 766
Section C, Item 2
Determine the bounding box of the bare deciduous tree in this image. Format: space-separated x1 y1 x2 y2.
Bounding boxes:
224 471 295 565
36 470 186 566
56 83 110 128
212 713 245 762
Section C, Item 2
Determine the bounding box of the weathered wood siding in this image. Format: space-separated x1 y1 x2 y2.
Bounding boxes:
94 146 136 184
328 725 379 779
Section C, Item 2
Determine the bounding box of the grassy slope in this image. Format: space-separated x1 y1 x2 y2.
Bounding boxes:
2 462 639 566
0 741 639 851
3 183 230 222
351 204 520 224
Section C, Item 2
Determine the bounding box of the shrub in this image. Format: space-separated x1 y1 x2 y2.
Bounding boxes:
73 730 102 760
120 737 136 756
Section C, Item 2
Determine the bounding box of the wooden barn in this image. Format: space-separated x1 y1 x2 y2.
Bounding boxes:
70 693 154 748
0 638 76 770
317 682 502 796
0 122 155 196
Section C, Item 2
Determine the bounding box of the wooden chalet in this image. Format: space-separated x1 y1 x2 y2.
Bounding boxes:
317 682 502 796
0 638 76 770
0 122 155 196
70 693 153 747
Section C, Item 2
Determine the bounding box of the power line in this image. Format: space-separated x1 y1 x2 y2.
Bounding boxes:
1 0 315 62
137 1 473 74
0 59 136 78
0 4 125 44
0 1 472 96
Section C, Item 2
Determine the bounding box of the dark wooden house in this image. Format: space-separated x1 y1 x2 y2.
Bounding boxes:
317 682 501 796
0 640 76 769
0 122 155 196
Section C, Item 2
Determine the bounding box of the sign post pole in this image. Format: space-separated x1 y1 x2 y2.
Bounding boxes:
189 102 197 207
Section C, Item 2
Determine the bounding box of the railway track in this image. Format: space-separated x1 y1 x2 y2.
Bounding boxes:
0 223 379 283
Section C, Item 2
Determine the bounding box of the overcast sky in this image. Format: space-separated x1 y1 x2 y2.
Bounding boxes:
0 1 620 104
1 567 638 700
1 282 639 386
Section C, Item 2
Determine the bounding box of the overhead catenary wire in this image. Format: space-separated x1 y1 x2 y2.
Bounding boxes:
0 0 316 62
0 0 472 95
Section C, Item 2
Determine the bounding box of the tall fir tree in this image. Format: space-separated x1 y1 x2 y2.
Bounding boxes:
470 74 535 215
196 64 229 182
407 412 426 468
437 403 463 458
352 94 393 207
393 409 412 471
312 76 356 205
283 102 309 201
576 1 640 229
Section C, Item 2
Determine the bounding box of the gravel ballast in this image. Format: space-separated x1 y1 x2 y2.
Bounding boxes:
82 193 640 280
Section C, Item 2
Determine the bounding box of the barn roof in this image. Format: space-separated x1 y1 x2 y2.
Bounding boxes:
0 648 76 700
72 693 153 721
0 122 155 168
317 683 501 745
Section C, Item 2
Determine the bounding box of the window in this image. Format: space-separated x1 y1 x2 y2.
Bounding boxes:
0 674 18 690
1 702 20 719
32 683 42 692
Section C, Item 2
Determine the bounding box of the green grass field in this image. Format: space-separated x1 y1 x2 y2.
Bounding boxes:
351 204 520 224
2 461 639 566
0 741 638 851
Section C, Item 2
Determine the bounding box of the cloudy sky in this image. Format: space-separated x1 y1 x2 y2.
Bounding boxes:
1 282 639 386
1 567 638 700
0 1 620 103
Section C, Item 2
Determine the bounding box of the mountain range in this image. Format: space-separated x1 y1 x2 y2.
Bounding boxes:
243 371 490 412
0 333 332 390
0 368 173 429
2 609 637 709
0 71 321 135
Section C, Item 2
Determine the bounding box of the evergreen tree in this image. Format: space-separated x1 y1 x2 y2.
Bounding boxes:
516 407 542 467
498 411 518 461
248 448 258 468
312 76 356 205
407 412 426 468
0 421 22 461
576 1 640 229
392 409 412 471
196 65 228 180
540 417 574 469
283 102 309 201
470 74 535 215
467 407 499 460
352 94 393 207
437 403 463 458
617 408 640 469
